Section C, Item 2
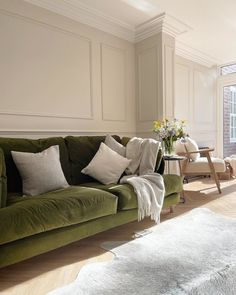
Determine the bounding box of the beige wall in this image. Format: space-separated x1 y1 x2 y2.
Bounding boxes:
175 55 218 153
0 0 136 138
135 32 175 138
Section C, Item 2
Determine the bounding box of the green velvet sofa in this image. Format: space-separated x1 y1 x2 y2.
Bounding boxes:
0 135 182 268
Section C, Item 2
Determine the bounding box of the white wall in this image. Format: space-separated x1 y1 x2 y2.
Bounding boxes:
0 0 136 138
175 55 218 153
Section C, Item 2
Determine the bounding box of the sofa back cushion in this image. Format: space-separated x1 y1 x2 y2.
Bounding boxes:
0 148 7 208
65 135 121 184
0 137 70 193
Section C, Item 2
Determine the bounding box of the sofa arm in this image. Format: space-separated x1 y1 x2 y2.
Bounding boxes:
0 148 7 208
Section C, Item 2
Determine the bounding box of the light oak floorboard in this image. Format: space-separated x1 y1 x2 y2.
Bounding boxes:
0 178 236 295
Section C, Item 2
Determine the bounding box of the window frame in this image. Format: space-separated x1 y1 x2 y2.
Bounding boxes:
230 88 236 143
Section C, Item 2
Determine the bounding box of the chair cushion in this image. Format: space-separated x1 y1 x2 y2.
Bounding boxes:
185 157 226 173
175 138 200 160
0 186 117 245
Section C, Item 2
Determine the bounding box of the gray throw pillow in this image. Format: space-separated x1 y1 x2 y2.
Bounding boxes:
105 134 126 157
11 145 69 196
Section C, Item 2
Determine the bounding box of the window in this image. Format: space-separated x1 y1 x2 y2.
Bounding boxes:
221 63 236 75
230 87 236 142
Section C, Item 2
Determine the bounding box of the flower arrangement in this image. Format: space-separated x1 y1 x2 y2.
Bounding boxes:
153 118 186 155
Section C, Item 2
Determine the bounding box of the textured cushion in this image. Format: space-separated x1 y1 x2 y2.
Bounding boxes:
0 186 118 245
0 137 71 193
175 138 200 161
185 157 226 173
0 148 7 208
185 138 200 160
65 135 121 184
11 145 69 196
82 143 130 185
105 134 126 157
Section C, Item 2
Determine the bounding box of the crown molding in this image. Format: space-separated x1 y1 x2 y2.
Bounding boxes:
24 0 135 41
135 13 192 43
24 0 191 43
175 41 221 68
24 0 218 67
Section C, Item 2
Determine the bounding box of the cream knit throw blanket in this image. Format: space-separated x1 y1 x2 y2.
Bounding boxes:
120 138 165 223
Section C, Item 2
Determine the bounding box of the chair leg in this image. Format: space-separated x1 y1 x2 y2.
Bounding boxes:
170 205 174 213
206 153 221 194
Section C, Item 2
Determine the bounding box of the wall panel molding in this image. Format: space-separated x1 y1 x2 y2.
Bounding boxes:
163 44 175 118
137 46 158 122
175 63 190 120
0 9 94 120
193 69 214 124
100 43 127 122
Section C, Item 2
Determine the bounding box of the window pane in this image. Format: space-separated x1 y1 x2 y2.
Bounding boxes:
221 64 236 75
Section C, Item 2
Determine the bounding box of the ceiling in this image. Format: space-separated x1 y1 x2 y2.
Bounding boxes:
25 0 236 66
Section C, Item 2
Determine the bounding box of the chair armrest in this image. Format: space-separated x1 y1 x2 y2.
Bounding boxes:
183 148 214 155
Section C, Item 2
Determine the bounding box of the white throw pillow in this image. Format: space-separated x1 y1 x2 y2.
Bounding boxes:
11 145 69 196
185 137 200 161
81 142 130 185
174 140 186 155
104 134 126 157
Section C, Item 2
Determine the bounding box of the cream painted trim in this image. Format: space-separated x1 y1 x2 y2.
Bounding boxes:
100 43 127 122
135 13 192 42
22 1 217 67
24 1 191 42
137 46 159 122
24 0 135 41
0 129 135 136
176 41 220 68
0 8 94 120
0 110 93 120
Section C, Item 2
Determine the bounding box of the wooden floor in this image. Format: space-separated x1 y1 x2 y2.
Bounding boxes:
0 178 236 295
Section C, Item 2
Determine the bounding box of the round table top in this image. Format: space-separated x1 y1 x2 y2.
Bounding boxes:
163 155 186 161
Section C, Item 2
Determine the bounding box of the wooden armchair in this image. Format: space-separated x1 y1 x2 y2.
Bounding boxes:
176 141 226 194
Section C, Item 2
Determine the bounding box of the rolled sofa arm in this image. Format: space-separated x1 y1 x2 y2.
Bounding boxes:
0 148 7 208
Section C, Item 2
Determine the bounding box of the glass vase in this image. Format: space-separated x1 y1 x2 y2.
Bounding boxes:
162 139 174 156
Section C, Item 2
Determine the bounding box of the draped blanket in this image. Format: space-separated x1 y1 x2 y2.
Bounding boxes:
120 138 165 223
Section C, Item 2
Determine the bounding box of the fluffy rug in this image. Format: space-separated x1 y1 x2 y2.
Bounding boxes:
48 209 236 295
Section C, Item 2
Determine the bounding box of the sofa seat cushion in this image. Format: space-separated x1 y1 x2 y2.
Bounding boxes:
0 186 117 246
81 175 183 211
163 174 183 196
81 182 137 210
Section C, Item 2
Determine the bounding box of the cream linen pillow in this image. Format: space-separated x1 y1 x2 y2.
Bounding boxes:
185 137 200 161
104 134 126 157
82 142 130 185
11 145 69 196
175 138 200 161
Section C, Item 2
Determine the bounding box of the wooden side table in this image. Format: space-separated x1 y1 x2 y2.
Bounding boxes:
163 155 186 203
